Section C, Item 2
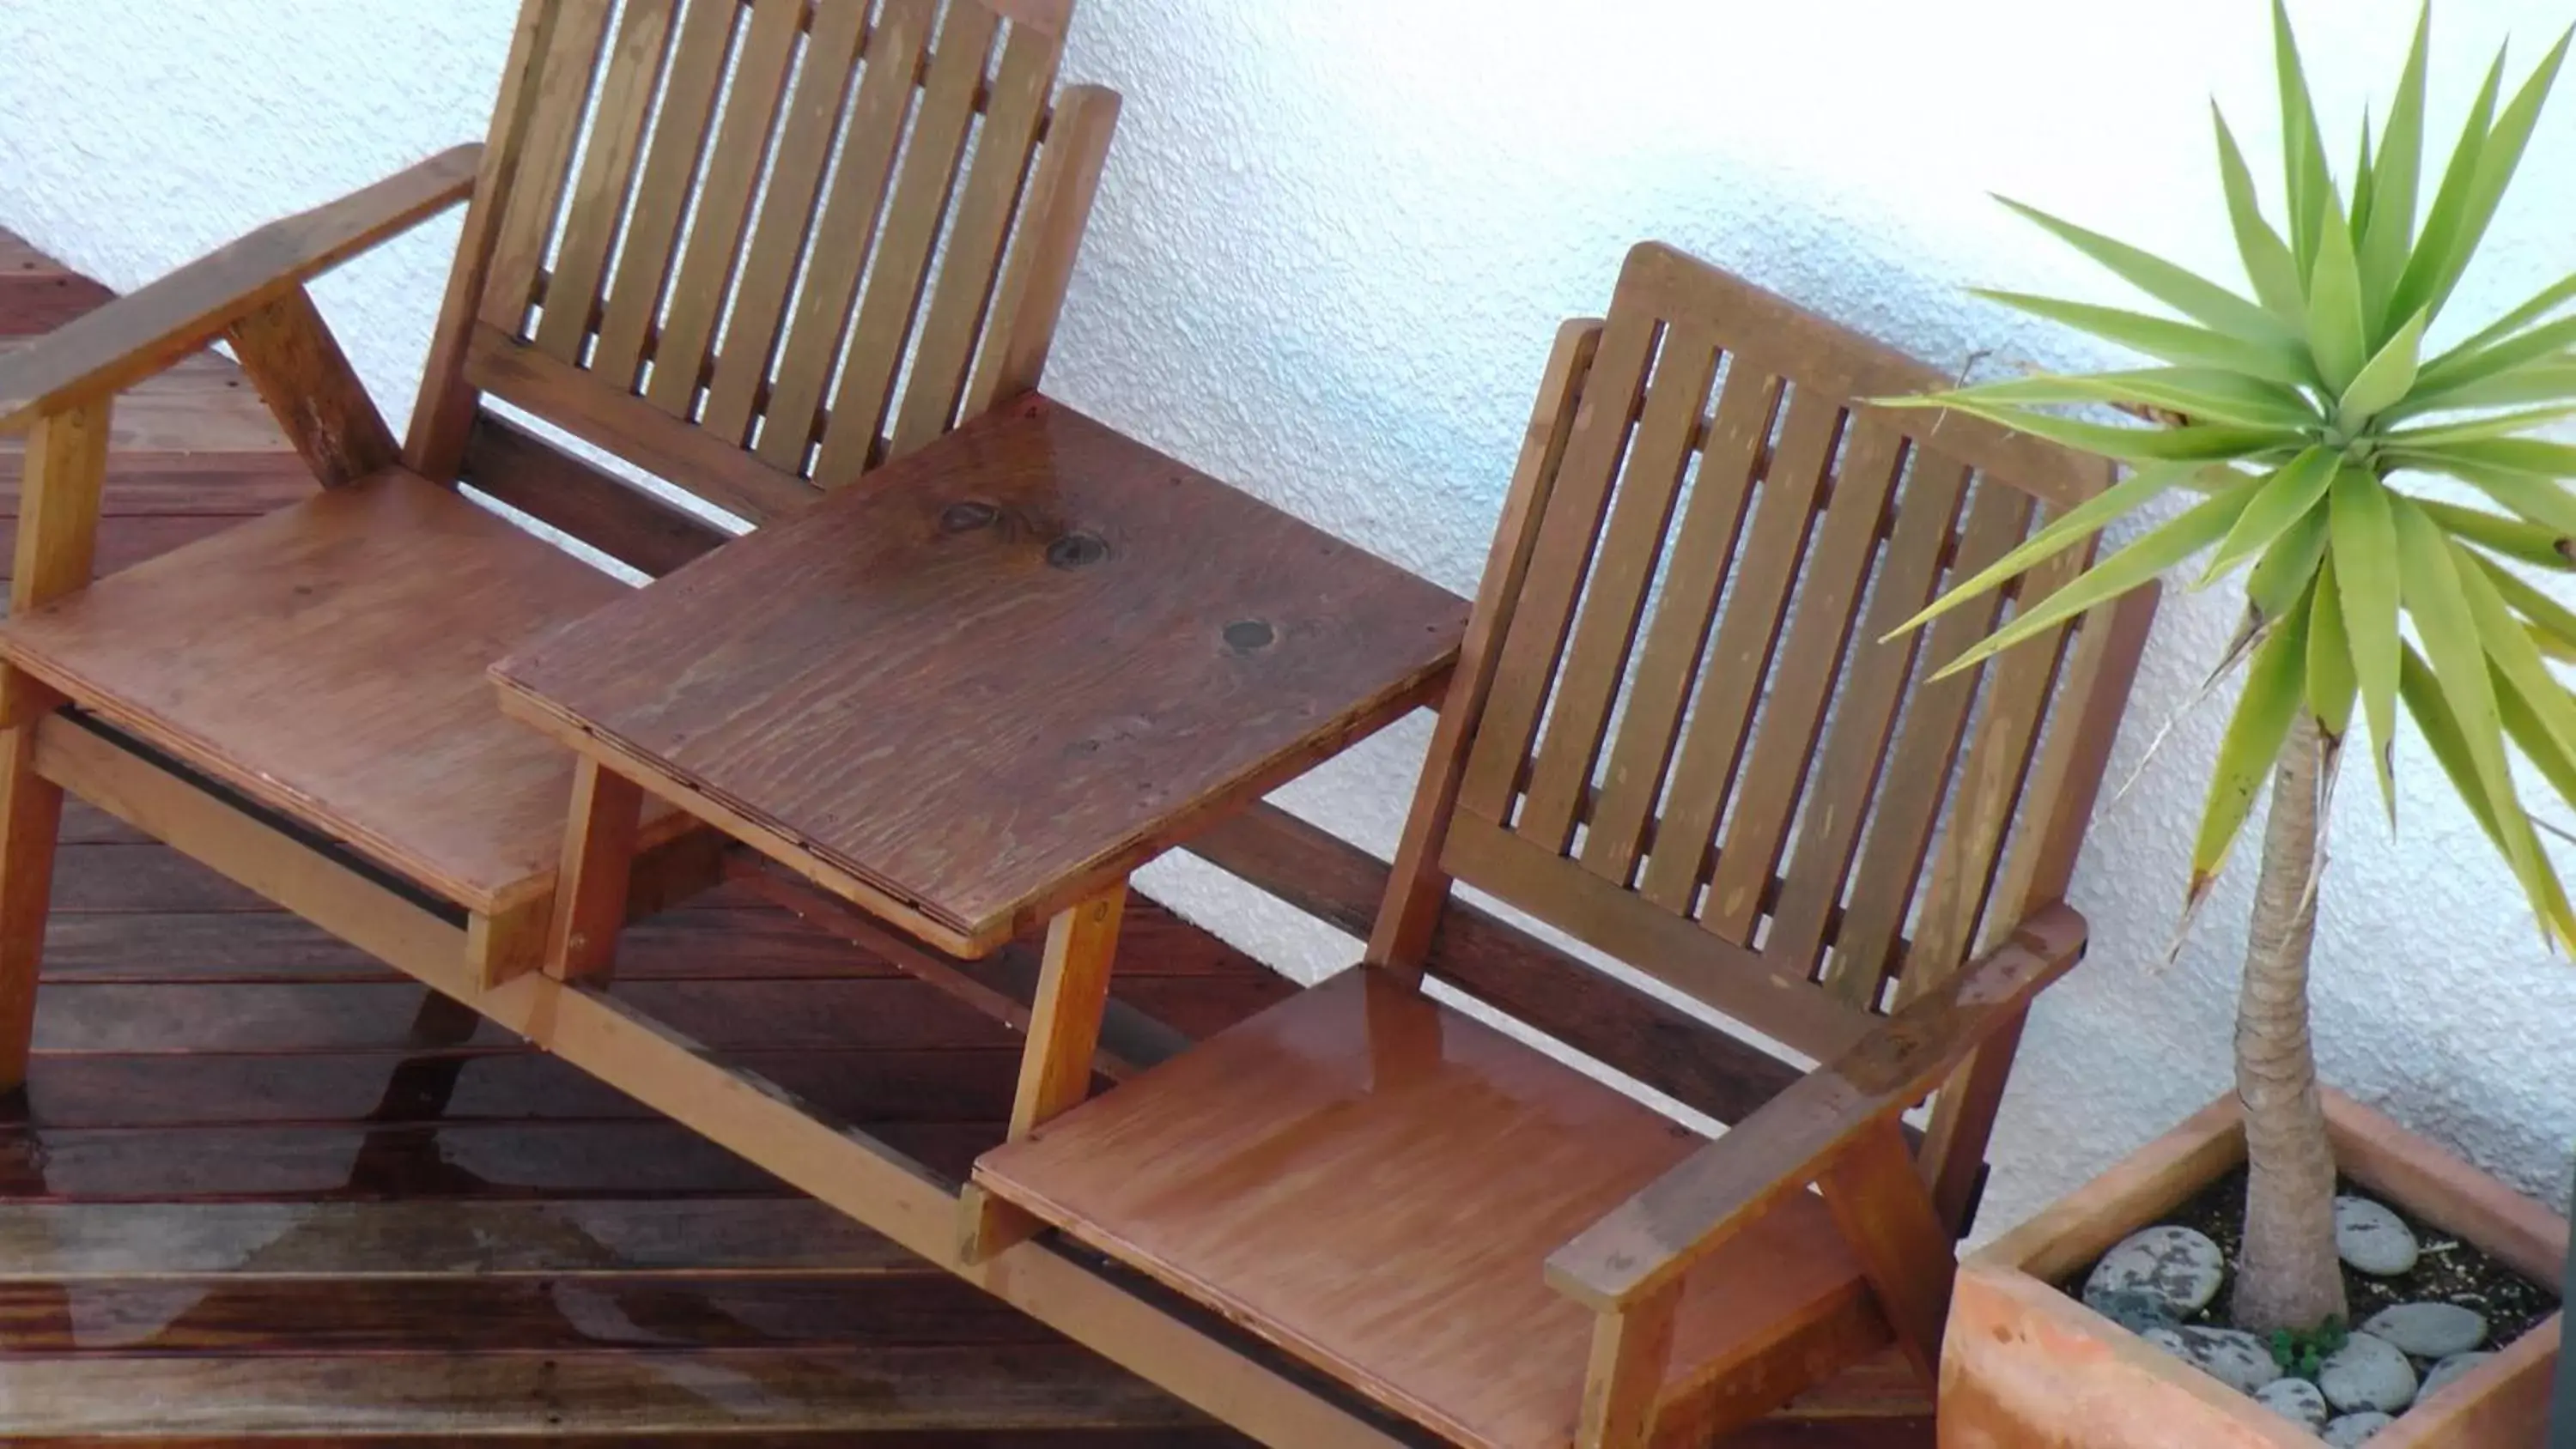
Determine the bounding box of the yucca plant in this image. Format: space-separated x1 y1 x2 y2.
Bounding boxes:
1892 3 2576 1335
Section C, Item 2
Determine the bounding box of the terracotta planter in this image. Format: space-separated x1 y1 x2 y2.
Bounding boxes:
1942 1089 2567 1447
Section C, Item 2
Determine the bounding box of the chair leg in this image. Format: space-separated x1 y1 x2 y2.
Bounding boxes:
0 725 65 1093
1577 1279 1679 1449
962 881 1127 1262
544 758 643 985
1818 1117 1956 1385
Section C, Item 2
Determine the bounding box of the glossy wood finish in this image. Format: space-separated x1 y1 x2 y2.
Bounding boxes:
0 230 1929 1449
972 242 2149 1447
0 469 691 914
977 968 1879 1449
471 0 1115 522
494 397 1467 956
447 391 1844 1143
1439 242 2130 1070
1546 905 2087 1312
0 149 478 432
0 234 1255 1442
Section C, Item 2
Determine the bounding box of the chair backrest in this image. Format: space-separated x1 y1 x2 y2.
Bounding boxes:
433 0 1115 521
1415 242 2154 1070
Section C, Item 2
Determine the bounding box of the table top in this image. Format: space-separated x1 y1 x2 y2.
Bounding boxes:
492 396 1467 957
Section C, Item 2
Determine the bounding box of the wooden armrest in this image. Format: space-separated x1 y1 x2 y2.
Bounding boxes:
1544 902 2088 1310
0 144 483 433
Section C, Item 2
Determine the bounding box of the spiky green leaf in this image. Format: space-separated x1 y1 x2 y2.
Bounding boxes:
2473 665 2576 949
2445 466 2576 547
2458 542 2576 766
2425 499 2576 572
1932 485 2257 680
2385 403 2576 447
2494 666 2576 939
1886 461 2207 638
2393 496 2547 912
1916 397 2297 463
2337 308 2429 428
2308 554 2358 738
2307 196 2372 393
1974 290 2315 385
2399 643 2505 844
2388 49 2506 324
2428 268 2576 366
1889 369 2317 431
2275 0 2339 276
2202 448 2338 585
2397 357 2576 419
1996 197 2296 345
2412 312 2576 400
2190 584 2312 897
2361 7 2435 322
2248 505 2332 624
2214 104 2310 320
2469 551 2576 656
2331 468 2403 815
2425 27 2576 321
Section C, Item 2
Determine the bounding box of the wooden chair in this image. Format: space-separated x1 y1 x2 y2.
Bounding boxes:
0 0 1120 1086
971 241 2160 1449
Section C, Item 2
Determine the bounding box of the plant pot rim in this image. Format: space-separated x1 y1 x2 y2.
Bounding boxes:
1946 1088 2567 1448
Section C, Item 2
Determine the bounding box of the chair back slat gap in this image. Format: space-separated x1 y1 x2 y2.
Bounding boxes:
887 21 1062 458
1698 419 1910 939
1512 324 1722 856
637 0 805 421
753 0 941 472
531 0 683 364
1374 243 2155 1210
1759 452 1972 974
1896 532 2101 1003
809 6 1008 486
1819 488 2061 1007
1455 309 1662 824
697 0 876 446
961 83 1116 415
483 0 620 340
1631 388 1844 916
1577 361 1782 887
588 0 743 390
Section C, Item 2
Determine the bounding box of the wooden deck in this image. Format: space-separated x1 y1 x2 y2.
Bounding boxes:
0 231 1932 1446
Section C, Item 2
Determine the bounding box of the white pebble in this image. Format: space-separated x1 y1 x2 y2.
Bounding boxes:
2085 1224 2227 1319
2361 1301 2486 1358
2323 1411 2395 1446
2318 1331 2417 1414
2419 1350 2497 1401
2253 1375 2330 1430
2335 1197 2421 1276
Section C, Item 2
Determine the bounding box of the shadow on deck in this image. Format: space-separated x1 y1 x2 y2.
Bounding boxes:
0 231 1929 1447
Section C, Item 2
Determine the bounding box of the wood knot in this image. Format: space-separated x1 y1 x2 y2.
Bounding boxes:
1047 532 1109 569
939 500 999 533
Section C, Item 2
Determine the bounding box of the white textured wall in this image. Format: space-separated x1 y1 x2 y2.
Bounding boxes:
3 0 2573 1236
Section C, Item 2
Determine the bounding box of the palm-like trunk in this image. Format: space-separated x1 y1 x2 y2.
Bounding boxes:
2230 712 2347 1332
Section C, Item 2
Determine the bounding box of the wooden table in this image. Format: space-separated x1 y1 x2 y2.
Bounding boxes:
491 393 1466 1252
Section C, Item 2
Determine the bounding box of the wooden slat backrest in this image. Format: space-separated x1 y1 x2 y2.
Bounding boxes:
1432 242 2154 1064
445 0 1116 521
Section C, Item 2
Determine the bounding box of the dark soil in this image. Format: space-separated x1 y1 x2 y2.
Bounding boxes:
2061 1162 2560 1350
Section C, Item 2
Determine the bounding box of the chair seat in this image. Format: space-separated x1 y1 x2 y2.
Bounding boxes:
973 967 1882 1449
0 470 686 915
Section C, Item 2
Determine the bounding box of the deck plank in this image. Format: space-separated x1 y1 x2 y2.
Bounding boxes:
0 1199 920 1279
